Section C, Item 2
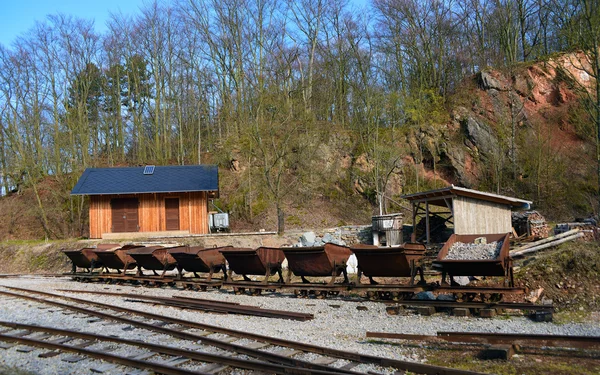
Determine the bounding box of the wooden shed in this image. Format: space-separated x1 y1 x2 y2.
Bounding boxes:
71 165 219 239
401 185 531 243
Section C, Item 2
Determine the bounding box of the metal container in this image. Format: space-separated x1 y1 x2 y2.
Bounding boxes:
210 212 230 232
63 248 103 272
168 245 230 279
433 233 513 286
350 243 426 280
126 246 175 275
93 244 140 273
371 213 403 246
282 243 352 284
220 247 285 282
372 214 403 231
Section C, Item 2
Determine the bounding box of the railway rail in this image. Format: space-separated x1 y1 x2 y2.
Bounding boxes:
366 331 600 350
62 273 547 314
56 289 314 321
0 286 486 375
67 271 527 303
0 321 348 375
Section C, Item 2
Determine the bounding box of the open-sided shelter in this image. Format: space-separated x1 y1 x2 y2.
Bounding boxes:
71 165 218 239
401 185 531 243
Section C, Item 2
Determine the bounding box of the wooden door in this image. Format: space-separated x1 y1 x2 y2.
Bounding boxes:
111 198 139 232
165 198 180 231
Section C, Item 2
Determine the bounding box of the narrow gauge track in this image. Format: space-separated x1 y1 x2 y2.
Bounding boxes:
0 321 344 375
0 286 486 375
366 331 600 350
65 273 543 313
68 272 526 304
384 299 554 312
56 289 314 321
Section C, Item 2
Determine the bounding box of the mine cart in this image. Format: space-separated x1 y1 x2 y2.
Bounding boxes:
350 243 427 285
433 233 513 287
282 243 353 285
220 247 285 283
125 246 175 277
168 245 230 280
63 244 118 274
93 244 141 275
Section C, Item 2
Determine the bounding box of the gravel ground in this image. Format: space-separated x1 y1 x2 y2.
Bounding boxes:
0 275 599 374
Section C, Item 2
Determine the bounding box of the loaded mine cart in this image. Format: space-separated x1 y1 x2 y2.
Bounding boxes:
63 243 120 274
125 245 176 277
432 233 520 302
167 245 230 281
92 244 141 275
282 243 353 285
220 247 286 284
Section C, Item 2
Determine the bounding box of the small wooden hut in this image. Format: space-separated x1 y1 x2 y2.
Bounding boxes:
401 185 531 243
71 165 219 239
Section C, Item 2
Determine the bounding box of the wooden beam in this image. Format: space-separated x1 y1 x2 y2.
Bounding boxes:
425 202 430 244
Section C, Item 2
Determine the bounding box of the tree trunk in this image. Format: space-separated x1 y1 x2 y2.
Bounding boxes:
277 204 285 235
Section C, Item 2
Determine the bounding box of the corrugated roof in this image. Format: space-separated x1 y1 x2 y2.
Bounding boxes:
71 165 219 196
401 185 531 209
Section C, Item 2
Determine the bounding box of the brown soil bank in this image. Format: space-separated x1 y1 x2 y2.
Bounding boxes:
515 241 600 312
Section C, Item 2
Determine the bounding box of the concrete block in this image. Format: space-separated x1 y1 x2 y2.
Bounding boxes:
479 308 497 318
416 306 436 316
479 345 515 360
453 308 470 317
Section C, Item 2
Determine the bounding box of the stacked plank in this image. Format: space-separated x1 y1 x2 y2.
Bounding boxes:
511 211 549 239
510 229 583 258
555 222 599 241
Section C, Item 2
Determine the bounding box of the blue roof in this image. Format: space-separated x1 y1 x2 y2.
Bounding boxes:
71 165 219 196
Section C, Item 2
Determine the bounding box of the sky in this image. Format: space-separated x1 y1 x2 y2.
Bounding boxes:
0 0 371 48
0 0 147 47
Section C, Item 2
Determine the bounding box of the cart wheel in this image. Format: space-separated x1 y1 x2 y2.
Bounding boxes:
328 290 340 297
465 293 477 302
454 293 464 302
316 291 327 299
367 291 377 301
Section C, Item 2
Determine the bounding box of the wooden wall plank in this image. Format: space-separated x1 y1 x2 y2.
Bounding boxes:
453 196 511 234
88 192 210 238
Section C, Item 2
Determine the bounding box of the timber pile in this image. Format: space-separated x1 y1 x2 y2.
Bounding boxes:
510 229 583 258
511 211 549 239
555 222 600 242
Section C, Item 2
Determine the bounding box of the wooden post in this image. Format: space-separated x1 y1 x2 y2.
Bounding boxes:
425 202 430 244
411 202 417 242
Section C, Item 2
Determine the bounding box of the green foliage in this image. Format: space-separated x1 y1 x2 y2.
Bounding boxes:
403 90 449 127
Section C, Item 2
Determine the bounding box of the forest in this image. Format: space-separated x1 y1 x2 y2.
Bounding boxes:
0 0 599 238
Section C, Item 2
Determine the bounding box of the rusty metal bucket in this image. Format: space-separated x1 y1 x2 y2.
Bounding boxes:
168 245 230 280
93 244 140 274
220 247 285 283
63 248 104 273
282 243 352 284
350 243 426 285
126 246 175 277
433 233 513 286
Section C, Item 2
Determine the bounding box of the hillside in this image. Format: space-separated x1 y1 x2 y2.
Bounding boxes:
0 52 596 240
